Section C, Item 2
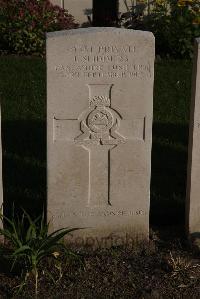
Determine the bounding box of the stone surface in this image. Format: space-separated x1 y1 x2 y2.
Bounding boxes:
47 27 155 247
0 104 2 228
186 38 200 243
51 0 92 24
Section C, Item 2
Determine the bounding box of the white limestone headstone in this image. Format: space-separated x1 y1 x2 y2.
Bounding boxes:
186 38 200 244
51 0 92 24
47 28 155 248
0 104 3 229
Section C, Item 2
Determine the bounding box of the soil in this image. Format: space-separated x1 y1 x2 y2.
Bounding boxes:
1 226 200 299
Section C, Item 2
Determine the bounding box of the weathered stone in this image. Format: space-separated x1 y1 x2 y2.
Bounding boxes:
0 104 3 229
186 38 200 245
47 28 155 248
51 0 92 24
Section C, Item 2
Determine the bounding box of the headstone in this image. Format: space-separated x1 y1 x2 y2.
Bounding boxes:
186 38 200 245
0 104 3 229
47 28 155 248
51 0 93 25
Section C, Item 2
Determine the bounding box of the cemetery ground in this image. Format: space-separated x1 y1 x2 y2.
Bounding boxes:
0 55 200 298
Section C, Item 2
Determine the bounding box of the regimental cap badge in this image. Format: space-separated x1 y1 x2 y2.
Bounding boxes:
89 95 110 107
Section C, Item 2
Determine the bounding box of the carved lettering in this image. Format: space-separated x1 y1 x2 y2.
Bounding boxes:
67 44 136 54
55 43 151 81
52 210 146 219
55 62 151 80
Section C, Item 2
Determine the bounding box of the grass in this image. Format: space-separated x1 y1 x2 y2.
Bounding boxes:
0 55 193 226
152 59 192 226
0 56 46 218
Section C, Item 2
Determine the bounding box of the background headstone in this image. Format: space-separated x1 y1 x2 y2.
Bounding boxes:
186 38 200 244
0 104 3 229
51 0 93 25
47 28 155 247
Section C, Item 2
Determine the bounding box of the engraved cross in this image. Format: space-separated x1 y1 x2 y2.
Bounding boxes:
54 84 126 207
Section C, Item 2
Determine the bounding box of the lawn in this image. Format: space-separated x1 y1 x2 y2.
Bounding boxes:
0 56 46 218
0 55 192 225
152 58 192 225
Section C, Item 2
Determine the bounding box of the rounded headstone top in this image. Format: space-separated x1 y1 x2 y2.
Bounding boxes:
46 27 155 41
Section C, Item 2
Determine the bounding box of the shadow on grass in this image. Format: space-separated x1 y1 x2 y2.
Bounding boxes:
2 120 46 219
1 119 189 228
150 122 189 226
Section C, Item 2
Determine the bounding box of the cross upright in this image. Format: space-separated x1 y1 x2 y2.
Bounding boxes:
54 84 126 207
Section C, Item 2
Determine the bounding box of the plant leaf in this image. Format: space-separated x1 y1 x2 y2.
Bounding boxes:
39 227 82 251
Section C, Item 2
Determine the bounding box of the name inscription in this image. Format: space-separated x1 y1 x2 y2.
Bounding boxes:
54 44 152 80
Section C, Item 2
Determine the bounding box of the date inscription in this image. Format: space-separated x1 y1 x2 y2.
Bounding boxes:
54 44 152 80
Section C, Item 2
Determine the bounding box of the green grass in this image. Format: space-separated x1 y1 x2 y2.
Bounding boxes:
0 56 193 225
0 56 46 217
152 59 192 225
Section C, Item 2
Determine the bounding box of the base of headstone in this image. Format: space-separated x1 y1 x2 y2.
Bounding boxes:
48 209 149 249
63 231 149 250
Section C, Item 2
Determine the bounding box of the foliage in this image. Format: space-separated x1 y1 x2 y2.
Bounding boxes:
119 0 149 29
119 0 200 58
0 208 81 297
151 0 200 58
167 251 195 275
0 0 78 56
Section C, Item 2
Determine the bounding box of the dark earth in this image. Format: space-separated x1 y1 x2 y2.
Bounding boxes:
1 226 200 299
